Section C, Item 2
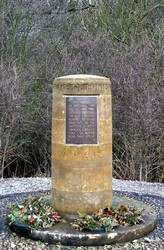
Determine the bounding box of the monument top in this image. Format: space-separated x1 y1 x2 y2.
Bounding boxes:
53 74 111 95
53 75 111 93
55 74 108 80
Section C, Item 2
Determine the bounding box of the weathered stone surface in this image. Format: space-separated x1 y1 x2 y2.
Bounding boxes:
9 196 157 246
51 74 112 215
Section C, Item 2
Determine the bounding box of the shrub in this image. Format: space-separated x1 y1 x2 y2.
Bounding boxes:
0 0 163 182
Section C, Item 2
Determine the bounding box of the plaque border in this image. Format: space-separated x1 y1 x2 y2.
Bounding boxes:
65 95 98 145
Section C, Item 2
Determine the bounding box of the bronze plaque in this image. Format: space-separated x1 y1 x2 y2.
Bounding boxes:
66 96 98 144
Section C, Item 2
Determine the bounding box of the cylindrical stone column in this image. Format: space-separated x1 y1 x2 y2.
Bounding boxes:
51 75 112 217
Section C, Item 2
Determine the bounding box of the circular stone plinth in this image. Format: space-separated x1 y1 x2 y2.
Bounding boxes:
9 195 157 246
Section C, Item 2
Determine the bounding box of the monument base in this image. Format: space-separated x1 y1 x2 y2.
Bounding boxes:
9 195 157 246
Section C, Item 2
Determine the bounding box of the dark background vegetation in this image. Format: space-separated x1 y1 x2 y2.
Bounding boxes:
0 0 163 182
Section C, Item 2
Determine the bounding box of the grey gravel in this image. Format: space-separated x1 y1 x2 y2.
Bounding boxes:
0 177 51 197
0 177 163 250
0 177 163 197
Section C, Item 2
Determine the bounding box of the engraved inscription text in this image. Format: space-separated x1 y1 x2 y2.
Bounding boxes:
66 96 98 144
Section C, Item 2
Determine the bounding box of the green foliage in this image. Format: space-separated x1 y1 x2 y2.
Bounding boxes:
71 205 144 232
8 196 61 231
8 195 143 233
1 0 34 66
79 0 164 44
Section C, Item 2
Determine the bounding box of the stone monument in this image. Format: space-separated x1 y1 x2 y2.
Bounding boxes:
7 74 157 246
51 74 112 217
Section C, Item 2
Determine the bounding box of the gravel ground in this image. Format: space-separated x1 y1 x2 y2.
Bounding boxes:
0 177 163 198
0 177 163 250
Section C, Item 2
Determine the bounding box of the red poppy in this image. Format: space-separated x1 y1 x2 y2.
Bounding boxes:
50 213 61 222
29 218 35 225
104 210 112 215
